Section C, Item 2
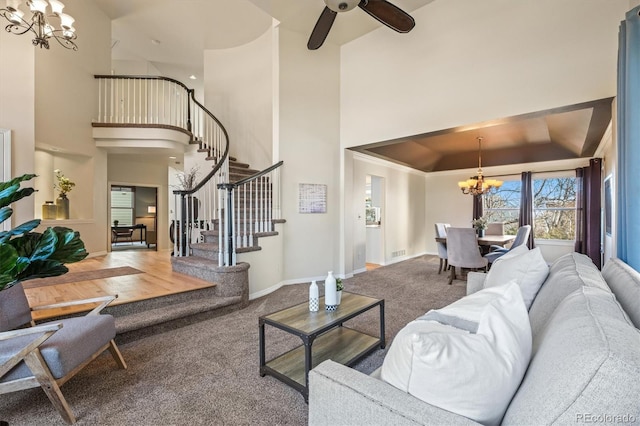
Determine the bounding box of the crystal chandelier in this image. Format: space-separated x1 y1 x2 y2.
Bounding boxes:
1 0 77 50
457 137 503 196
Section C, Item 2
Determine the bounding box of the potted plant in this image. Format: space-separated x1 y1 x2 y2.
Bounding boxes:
336 278 344 305
472 217 488 237
0 174 88 293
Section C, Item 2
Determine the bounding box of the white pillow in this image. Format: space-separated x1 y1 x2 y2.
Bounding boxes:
484 247 549 309
381 283 532 426
417 280 520 332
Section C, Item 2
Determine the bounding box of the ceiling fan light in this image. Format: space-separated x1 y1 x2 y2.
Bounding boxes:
324 0 358 13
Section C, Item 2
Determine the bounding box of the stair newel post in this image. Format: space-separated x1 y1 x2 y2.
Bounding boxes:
180 192 187 256
217 185 224 267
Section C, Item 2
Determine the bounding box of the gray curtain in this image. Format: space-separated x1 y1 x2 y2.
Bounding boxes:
519 172 534 248
575 159 602 268
617 6 640 270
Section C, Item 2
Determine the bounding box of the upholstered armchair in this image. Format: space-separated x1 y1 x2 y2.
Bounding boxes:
446 227 488 285
0 283 127 424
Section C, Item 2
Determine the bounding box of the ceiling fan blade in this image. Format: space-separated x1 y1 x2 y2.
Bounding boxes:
358 0 415 33
307 7 338 50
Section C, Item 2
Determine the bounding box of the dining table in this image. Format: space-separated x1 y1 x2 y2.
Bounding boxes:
435 234 516 253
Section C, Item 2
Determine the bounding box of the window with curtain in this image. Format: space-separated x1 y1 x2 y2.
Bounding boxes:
483 173 577 240
111 186 134 226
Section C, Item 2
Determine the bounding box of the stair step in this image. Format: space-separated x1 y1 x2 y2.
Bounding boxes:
114 295 241 334
229 160 250 169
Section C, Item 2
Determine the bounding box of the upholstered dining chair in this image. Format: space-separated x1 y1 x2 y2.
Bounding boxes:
446 227 488 285
434 223 450 274
484 225 532 265
486 222 505 235
0 283 127 424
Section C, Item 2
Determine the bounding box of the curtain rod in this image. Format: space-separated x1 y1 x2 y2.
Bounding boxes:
486 167 581 179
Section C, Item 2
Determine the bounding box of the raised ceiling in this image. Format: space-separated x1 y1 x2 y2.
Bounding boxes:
349 98 614 173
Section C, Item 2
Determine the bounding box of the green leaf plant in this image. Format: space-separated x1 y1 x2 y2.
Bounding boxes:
0 174 88 291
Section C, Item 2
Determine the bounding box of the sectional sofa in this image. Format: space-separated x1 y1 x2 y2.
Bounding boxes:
309 253 640 425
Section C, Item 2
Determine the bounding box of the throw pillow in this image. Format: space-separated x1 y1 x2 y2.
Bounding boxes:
484 247 549 309
381 283 532 426
418 279 520 332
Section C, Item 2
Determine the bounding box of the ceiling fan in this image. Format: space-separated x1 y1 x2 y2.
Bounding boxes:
307 0 415 50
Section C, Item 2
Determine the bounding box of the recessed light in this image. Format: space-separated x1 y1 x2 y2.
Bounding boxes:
169 156 176 159
189 75 196 80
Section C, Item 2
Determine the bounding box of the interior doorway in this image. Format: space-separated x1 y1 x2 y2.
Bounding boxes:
110 185 157 252
365 175 384 267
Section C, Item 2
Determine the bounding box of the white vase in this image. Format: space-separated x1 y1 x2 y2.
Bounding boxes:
309 280 319 312
336 290 342 305
324 271 338 311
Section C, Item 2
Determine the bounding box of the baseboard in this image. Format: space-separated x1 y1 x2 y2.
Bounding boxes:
249 282 284 300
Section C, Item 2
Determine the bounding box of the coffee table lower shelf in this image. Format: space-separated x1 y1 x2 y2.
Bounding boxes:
263 327 380 390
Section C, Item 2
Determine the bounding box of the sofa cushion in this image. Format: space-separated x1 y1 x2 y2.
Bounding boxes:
381 283 532 426
601 258 640 329
528 252 609 337
503 286 640 424
484 247 548 310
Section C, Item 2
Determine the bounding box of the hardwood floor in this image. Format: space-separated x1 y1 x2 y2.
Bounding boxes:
24 250 215 321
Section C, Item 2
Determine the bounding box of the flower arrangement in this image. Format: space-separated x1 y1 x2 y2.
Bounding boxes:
472 217 488 230
336 278 344 291
54 169 75 196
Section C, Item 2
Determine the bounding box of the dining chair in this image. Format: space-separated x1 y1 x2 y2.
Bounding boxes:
446 227 488 285
0 283 127 424
485 225 532 265
434 223 450 274
486 222 505 235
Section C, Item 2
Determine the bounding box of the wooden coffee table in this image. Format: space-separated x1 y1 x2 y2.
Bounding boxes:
259 292 385 401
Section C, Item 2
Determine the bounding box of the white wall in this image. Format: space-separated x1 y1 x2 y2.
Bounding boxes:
0 0 35 226
352 153 427 270
204 28 274 171
278 27 342 280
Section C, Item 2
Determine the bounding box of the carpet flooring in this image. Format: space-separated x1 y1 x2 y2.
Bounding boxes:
0 255 466 426
21 267 144 288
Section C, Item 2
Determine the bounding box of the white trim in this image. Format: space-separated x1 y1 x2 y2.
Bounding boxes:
352 151 428 177
534 239 575 247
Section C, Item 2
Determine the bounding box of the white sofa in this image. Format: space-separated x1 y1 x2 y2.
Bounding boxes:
309 253 640 425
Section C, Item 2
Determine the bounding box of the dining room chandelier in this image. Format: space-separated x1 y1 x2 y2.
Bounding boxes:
457 137 503 196
0 0 77 50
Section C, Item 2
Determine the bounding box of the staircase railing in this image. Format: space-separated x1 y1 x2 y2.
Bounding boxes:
95 75 230 254
218 161 283 266
94 75 283 266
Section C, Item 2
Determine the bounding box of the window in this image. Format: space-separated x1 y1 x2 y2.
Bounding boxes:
483 180 521 235
532 176 577 240
483 174 577 241
111 186 134 226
